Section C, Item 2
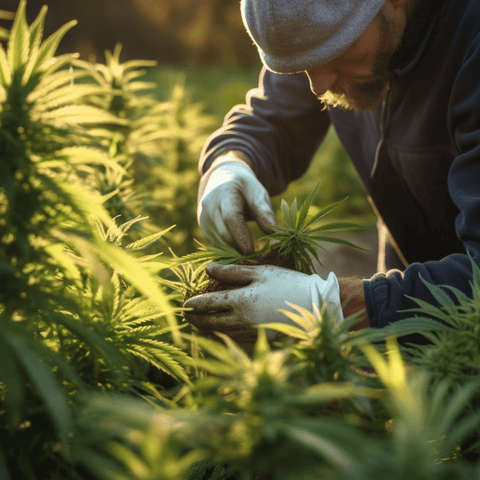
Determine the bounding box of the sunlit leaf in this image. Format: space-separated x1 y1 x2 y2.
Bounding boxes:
0 42 11 85
7 0 29 73
30 20 77 76
6 326 73 456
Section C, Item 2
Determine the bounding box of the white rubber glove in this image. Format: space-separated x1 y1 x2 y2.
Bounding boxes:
183 263 344 342
198 159 277 254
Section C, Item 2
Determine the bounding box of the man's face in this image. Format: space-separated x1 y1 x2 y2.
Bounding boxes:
305 7 406 111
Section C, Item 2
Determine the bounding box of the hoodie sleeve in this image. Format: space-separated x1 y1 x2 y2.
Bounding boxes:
199 67 330 196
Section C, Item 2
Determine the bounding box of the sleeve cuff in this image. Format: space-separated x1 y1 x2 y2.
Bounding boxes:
363 273 388 327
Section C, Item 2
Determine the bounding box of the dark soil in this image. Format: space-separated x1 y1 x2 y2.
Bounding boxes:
197 248 295 296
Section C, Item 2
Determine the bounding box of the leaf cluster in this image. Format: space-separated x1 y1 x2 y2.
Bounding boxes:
264 184 375 273
0 3 193 478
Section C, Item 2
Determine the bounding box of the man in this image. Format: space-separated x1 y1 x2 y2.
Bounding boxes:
184 0 480 342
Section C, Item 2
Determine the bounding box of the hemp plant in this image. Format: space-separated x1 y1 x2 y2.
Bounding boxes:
393 254 480 458
0 2 184 477
263 184 374 273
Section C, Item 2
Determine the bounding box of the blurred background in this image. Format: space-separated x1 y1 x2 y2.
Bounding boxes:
1 0 259 66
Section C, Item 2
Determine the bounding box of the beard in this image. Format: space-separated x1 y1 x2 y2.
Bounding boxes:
318 10 405 112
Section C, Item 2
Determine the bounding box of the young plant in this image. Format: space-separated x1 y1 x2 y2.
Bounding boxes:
263 184 375 273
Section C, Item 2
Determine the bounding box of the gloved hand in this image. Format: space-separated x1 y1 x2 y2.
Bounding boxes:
198 157 277 254
183 263 344 342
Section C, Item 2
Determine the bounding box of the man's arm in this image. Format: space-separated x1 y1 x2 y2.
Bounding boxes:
199 67 330 196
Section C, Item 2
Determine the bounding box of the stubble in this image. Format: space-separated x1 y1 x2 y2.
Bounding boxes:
319 9 405 112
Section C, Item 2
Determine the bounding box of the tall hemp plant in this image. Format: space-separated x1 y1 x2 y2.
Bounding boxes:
73 45 217 255
0 2 190 478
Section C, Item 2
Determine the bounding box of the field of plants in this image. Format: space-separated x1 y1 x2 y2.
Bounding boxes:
3 2 480 479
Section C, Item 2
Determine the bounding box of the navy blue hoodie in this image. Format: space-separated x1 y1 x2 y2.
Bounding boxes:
199 0 480 331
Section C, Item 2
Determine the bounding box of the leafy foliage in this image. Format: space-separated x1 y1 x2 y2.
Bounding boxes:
0 2 190 477
4 2 480 480
264 184 375 273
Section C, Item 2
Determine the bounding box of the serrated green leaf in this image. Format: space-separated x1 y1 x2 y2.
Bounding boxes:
54 146 127 174
44 174 111 227
443 284 472 306
28 5 47 51
44 241 82 284
259 322 308 340
6 328 73 456
21 5 48 84
296 183 321 229
280 198 293 228
304 197 348 227
27 69 88 102
0 42 11 85
30 20 77 76
308 235 370 251
127 81 157 92
8 0 29 73
93 240 180 345
127 345 190 384
122 59 158 72
126 226 175 251
40 105 129 125
401 296 453 324
417 274 455 308
41 53 80 78
39 85 111 110
350 317 448 345
309 221 374 233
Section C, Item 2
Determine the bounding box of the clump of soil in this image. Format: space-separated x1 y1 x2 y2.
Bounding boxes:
197 248 295 296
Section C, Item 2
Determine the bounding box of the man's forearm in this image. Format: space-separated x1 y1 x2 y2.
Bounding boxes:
338 277 370 330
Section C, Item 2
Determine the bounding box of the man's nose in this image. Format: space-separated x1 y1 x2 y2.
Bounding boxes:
305 65 337 97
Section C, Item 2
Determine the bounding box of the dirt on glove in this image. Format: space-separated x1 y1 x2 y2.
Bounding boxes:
196 248 295 297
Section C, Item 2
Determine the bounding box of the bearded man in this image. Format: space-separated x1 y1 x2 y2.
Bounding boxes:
184 0 480 342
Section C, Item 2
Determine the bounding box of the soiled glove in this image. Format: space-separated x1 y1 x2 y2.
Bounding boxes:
183 263 344 342
198 160 277 254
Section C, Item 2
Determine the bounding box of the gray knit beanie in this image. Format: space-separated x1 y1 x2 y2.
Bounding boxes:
241 0 385 73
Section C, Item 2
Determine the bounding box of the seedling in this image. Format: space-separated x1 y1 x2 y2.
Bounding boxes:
262 184 375 273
